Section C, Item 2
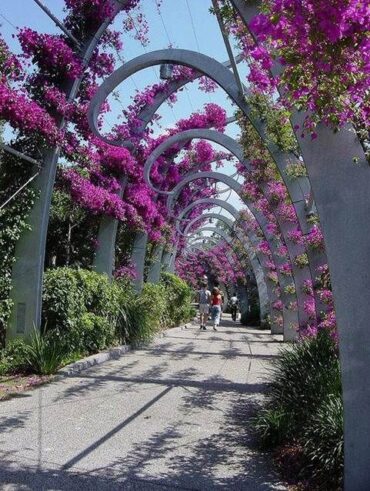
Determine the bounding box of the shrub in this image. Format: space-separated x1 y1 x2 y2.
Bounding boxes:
78 313 116 354
253 407 291 448
42 267 123 354
253 330 343 487
140 282 167 331
269 330 341 437
74 269 122 322
160 272 195 326
0 338 31 375
42 267 86 333
123 298 154 346
1 268 198 375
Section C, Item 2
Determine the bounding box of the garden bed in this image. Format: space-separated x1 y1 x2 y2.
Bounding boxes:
0 374 52 401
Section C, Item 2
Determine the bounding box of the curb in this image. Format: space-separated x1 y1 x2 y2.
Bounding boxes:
57 344 133 377
56 320 195 378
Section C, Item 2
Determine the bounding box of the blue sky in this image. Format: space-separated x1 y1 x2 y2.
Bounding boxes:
0 0 247 218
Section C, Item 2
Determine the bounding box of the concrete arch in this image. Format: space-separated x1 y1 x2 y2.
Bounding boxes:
87 48 251 147
87 48 311 228
143 129 245 195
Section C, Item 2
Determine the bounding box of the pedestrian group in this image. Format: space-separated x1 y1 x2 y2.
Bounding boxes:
197 276 238 331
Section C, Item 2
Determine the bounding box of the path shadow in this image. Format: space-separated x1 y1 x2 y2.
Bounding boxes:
0 317 285 490
0 411 31 433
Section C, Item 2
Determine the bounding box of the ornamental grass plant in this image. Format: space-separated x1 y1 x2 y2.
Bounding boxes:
25 328 66 376
254 330 343 489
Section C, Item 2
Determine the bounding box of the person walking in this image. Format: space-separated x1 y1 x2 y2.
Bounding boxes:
230 292 239 322
198 281 211 330
212 279 225 321
210 287 223 331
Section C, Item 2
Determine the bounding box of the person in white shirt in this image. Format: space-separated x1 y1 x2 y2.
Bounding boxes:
198 281 211 330
230 293 239 321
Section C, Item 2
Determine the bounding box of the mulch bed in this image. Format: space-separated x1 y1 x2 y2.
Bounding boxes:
0 374 52 401
274 442 342 491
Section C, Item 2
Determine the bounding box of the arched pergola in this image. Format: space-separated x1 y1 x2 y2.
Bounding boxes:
4 1 368 484
175 197 278 330
181 212 272 326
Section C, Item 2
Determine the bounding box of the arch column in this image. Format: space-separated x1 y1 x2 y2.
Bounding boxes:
93 175 128 278
131 231 148 293
230 1 370 484
147 244 164 283
161 250 172 272
294 119 370 490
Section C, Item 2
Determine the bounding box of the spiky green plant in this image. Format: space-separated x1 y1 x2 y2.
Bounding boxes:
253 407 291 448
303 394 344 487
25 328 65 375
269 330 341 437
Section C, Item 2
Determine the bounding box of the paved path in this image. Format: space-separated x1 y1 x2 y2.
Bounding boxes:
0 316 287 490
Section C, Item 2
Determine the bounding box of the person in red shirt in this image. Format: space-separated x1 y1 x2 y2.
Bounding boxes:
210 287 223 331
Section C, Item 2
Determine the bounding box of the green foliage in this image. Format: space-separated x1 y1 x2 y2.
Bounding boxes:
303 394 343 487
0 338 31 375
160 272 195 326
1 268 196 375
270 331 341 434
254 330 343 487
42 268 194 352
25 328 66 375
123 298 154 346
45 189 98 268
285 162 307 180
294 253 309 268
248 93 298 153
0 330 66 376
77 313 116 353
42 267 123 353
42 267 86 333
253 408 291 448
140 282 167 330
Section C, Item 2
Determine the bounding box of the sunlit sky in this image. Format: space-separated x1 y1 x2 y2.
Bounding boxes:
0 0 251 232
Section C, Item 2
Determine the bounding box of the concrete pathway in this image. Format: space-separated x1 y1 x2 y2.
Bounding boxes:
0 316 287 490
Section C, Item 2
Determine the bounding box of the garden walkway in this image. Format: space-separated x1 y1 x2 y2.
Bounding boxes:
0 315 287 490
